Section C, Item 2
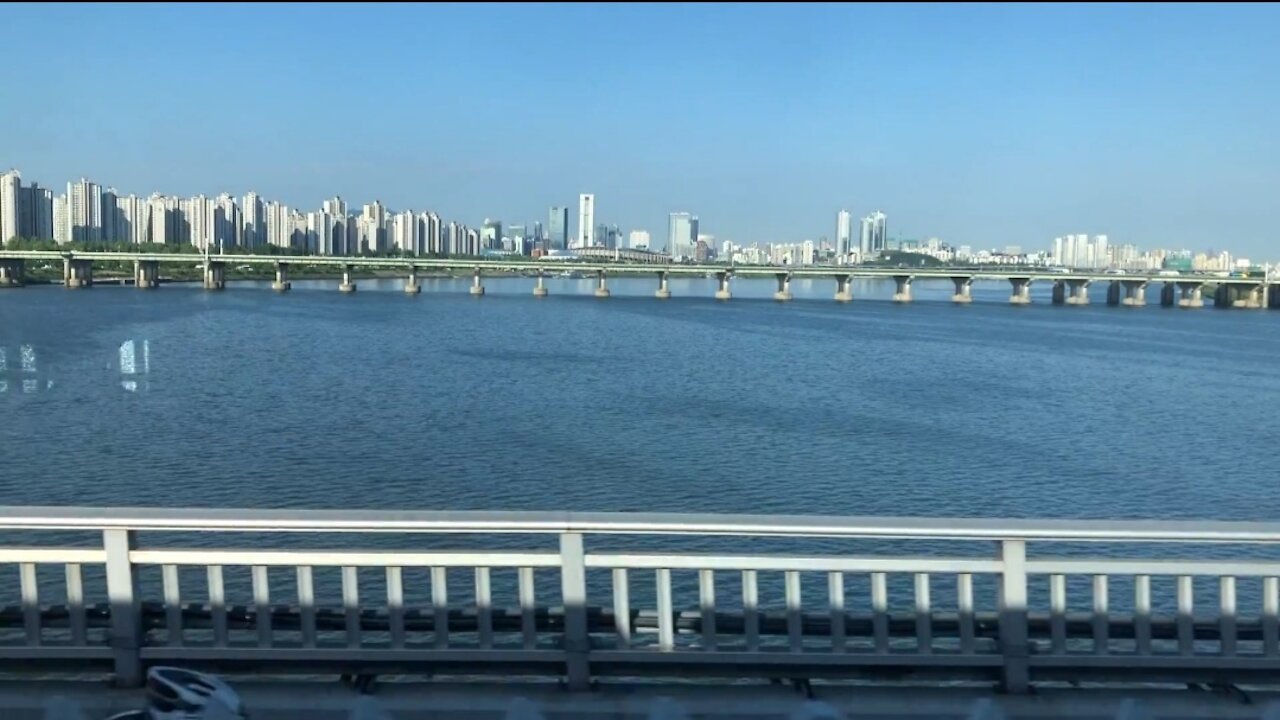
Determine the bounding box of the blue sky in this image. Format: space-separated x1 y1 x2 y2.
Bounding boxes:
2 3 1277 256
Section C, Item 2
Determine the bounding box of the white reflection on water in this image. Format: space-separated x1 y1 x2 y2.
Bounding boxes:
120 339 151 392
20 344 35 373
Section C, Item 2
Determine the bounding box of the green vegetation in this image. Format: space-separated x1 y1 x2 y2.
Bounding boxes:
860 251 946 268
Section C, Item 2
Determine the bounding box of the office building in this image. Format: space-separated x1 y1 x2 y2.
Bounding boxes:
577 194 594 248
481 219 502 251
548 206 568 250
667 212 698 261
836 210 852 256
629 230 650 250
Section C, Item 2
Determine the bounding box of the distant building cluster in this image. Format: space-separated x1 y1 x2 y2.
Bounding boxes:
0 169 642 259
0 167 1264 271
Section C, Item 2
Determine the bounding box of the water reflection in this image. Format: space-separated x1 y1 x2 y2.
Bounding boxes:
119 339 151 392
0 340 151 394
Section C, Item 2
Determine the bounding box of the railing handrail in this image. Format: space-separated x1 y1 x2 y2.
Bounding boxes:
1 506 1279 543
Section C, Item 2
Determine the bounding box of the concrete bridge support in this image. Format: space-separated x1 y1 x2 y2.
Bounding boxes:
133 260 159 289
951 277 973 304
834 274 853 302
271 263 291 293
533 273 548 297
470 268 485 296
1121 280 1147 307
1177 282 1203 308
655 272 671 299
202 261 224 291
65 258 94 289
773 273 792 301
339 265 356 293
892 275 913 303
404 266 420 295
714 272 731 301
1065 279 1090 305
1009 278 1032 305
1215 283 1265 309
594 270 610 298
0 259 24 287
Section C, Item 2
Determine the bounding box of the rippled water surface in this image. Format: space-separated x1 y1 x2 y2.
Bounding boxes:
1 276 1277 521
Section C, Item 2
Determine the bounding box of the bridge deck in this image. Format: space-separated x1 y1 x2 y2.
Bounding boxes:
5 680 1280 720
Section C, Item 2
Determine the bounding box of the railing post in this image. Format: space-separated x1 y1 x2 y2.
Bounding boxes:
998 539 1029 694
559 532 591 690
104 529 142 687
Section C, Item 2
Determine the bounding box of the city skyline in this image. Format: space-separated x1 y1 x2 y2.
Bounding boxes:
0 164 1267 272
1 4 1276 255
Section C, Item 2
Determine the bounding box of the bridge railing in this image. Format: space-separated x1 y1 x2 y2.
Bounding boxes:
1 508 1279 691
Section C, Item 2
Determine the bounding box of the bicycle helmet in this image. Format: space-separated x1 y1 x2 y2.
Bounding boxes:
142 667 247 719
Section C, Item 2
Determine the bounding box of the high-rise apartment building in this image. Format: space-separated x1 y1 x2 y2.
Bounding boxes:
0 170 20 242
629 230 650 250
242 192 264 249
68 178 102 243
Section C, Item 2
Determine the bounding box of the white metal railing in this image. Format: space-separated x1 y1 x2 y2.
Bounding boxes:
2 507 1280 692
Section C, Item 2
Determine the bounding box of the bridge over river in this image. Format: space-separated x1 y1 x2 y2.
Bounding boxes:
4 507 1280 717
0 251 1275 308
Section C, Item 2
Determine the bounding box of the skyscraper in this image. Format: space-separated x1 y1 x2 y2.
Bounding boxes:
870 211 887 252
858 215 874 256
548 206 568 250
0 170 20 242
577 194 594 248
667 213 698 261
836 210 852 256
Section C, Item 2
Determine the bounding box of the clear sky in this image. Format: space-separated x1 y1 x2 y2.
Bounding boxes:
2 3 1277 256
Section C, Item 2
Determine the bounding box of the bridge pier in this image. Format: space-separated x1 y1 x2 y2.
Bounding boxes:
1065 279 1090 306
272 262 291 292
1121 280 1147 307
533 273 548 297
1009 278 1032 305
65 258 94 289
656 272 671 299
834 274 853 302
0 259 24 287
951 276 973 304
892 275 913 303
133 260 159 289
470 268 485 296
594 270 610 298
714 272 731 301
773 273 792 302
202 261 224 291
1178 282 1203 308
404 266 420 295
338 265 357 293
